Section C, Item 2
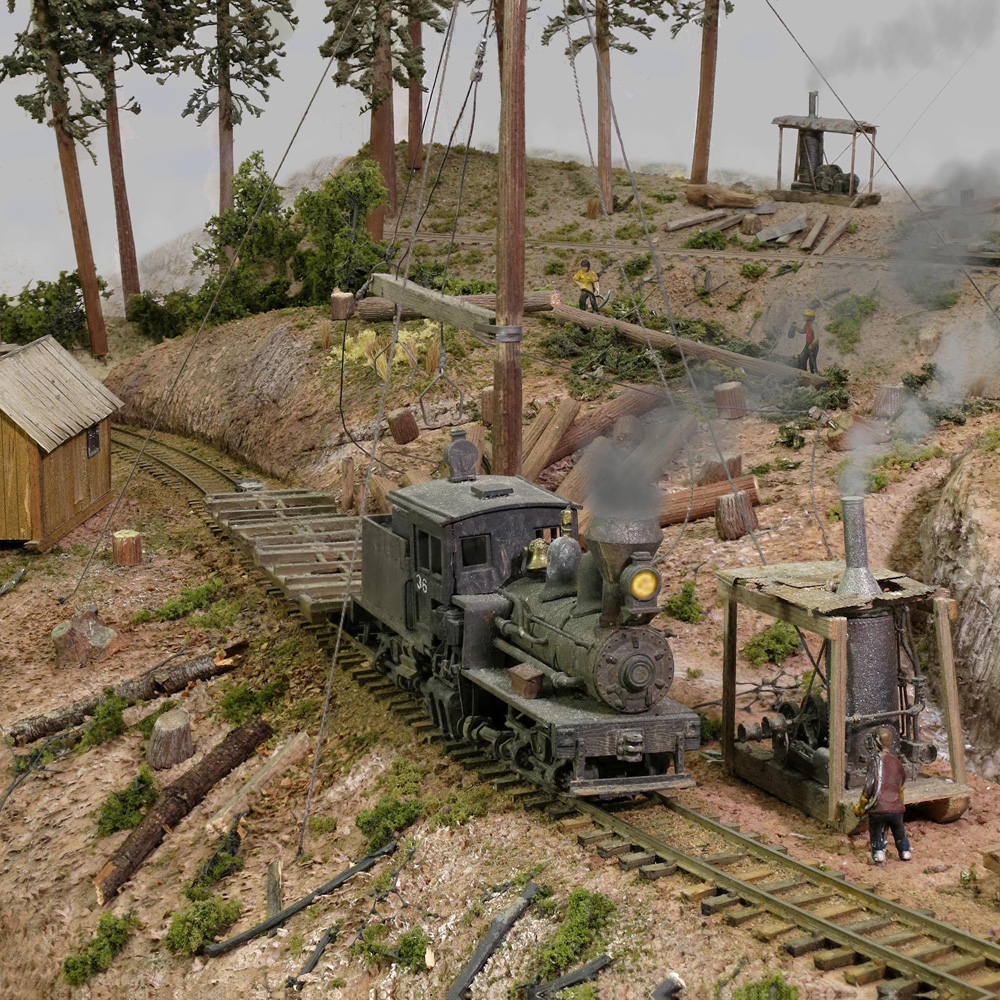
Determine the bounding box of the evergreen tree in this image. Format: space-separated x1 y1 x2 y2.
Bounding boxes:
543 0 668 215
172 0 297 215
320 0 447 240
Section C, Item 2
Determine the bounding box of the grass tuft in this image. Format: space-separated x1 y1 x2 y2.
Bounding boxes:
97 766 158 837
662 580 706 623
537 889 615 981
742 621 800 667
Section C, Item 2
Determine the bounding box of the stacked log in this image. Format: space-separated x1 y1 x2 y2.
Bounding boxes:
613 414 643 450
462 424 491 474
556 437 615 504
523 398 580 481
715 490 760 541
549 388 665 466
355 290 559 323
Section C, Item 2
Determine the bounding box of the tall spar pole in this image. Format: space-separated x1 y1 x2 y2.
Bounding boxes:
493 0 526 475
690 0 720 186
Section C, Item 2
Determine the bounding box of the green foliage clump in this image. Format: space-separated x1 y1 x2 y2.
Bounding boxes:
537 889 615 981
681 228 727 250
428 785 497 829
135 701 178 739
126 289 198 341
0 270 103 348
652 191 677 203
350 923 390 966
165 894 241 956
544 259 566 275
740 261 767 280
395 927 430 973
614 220 644 241
220 677 288 724
77 689 128 751
62 912 137 985
146 578 224 622
901 362 937 392
356 796 424 851
732 972 799 1000
835 441 946 494
977 427 1000 452
777 424 805 450
378 758 427 798
190 598 242 631
899 268 960 311
409 260 497 295
663 580 706 623
623 253 651 279
185 852 244 901
309 815 338 834
826 294 878 352
97 767 158 837
742 621 800 667
750 462 772 476
699 712 723 742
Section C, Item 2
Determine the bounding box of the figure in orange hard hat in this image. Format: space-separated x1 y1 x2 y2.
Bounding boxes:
853 726 912 865
790 308 820 374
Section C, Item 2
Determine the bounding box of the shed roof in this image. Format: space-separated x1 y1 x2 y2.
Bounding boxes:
772 115 876 135
0 336 123 453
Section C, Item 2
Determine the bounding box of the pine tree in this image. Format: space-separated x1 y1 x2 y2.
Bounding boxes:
172 0 297 215
320 0 447 239
543 1 668 215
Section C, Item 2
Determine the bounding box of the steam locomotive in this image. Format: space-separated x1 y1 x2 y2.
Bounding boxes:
353 429 700 796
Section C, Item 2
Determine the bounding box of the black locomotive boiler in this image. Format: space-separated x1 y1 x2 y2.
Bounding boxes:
353 430 700 796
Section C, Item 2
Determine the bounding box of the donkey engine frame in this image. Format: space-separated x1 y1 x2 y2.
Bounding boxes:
716 496 971 833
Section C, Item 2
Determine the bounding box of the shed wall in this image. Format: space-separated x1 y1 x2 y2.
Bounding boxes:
39 418 112 539
0 412 34 540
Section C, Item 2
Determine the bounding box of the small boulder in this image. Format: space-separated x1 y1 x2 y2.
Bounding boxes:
51 607 124 669
740 213 763 236
918 326 941 356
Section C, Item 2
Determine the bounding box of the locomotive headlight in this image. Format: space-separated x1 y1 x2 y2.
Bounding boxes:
627 568 660 601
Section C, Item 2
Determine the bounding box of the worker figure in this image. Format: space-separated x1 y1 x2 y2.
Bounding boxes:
572 259 601 312
793 308 820 373
853 726 912 865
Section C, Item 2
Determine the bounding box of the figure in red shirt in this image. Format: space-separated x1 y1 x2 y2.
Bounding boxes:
795 308 820 374
853 726 912 865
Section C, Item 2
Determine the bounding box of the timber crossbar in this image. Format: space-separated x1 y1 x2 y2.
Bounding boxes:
371 274 495 334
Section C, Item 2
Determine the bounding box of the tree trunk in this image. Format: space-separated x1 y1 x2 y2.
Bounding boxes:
218 0 235 214
690 0 720 186
104 66 140 305
595 0 612 212
407 18 423 170
94 716 272 903
494 0 504 81
35 0 107 357
340 456 355 514
367 10 397 239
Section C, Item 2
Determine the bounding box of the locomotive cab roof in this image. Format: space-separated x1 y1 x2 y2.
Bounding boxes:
388 475 578 528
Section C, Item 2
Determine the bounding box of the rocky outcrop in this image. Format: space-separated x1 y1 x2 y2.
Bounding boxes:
920 443 1000 774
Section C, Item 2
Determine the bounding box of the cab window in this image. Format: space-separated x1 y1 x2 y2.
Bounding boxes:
461 534 490 567
416 529 443 576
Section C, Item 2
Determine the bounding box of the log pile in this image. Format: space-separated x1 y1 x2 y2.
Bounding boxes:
685 184 757 209
522 398 580 481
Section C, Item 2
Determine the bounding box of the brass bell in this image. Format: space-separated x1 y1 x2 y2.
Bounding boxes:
527 538 548 571
560 507 573 530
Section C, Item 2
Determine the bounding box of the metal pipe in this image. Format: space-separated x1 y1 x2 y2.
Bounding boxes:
836 496 881 599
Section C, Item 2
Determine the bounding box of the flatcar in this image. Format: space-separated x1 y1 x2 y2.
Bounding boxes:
352 429 700 796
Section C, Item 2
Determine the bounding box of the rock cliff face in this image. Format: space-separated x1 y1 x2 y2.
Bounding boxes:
921 444 1000 774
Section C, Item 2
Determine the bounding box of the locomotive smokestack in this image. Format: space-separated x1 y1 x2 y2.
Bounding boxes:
836 496 881 599
808 90 818 116
584 513 663 626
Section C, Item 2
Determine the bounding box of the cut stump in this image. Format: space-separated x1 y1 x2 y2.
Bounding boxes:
52 608 124 670
388 407 420 445
697 454 743 486
112 530 142 567
714 382 747 419
147 708 194 769
329 287 355 322
716 490 760 541
872 384 904 420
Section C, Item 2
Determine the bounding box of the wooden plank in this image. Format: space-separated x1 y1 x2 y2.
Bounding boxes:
812 218 850 256
664 208 728 232
717 579 845 641
522 398 580 482
548 304 829 387
371 274 494 334
800 213 830 252
756 215 809 242
935 596 967 785
828 621 849 824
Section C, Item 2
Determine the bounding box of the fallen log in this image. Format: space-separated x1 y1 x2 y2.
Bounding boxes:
523 398 580 482
462 424 491 473
613 414 643 450
355 291 559 323
0 567 26 598
549 389 666 466
94 716 273 904
548 304 828 388
399 468 433 487
9 652 237 746
556 437 615 504
658 475 760 527
685 184 757 210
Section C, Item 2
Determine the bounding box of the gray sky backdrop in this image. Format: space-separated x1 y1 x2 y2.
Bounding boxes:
0 0 997 295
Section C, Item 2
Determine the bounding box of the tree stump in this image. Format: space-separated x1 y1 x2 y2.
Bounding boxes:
613 414 644 450
147 708 194 769
740 213 763 236
697 454 743 486
388 407 420 445
871 384 904 420
340 457 354 514
480 385 495 427
52 608 124 669
714 382 747 419
329 287 355 322
715 490 759 541
112 530 142 567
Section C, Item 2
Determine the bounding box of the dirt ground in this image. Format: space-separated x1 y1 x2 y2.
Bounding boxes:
7 154 1000 999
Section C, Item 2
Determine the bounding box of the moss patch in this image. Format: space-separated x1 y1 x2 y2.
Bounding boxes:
97 766 158 837
732 972 799 1000
62 911 137 985
537 888 615 981
742 621 800 667
220 676 288 724
77 689 128 751
356 796 424 851
165 894 241 956
132 577 224 624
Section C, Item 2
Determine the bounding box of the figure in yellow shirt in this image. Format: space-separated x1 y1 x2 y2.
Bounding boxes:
572 259 600 312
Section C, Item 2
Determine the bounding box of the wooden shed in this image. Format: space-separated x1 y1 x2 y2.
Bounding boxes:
0 336 122 551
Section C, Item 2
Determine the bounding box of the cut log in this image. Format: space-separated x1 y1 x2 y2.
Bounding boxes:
658 475 760 527
329 287 355 322
556 437 615 504
112 530 142 567
354 291 559 324
480 385 494 427
462 423 491 474
800 213 830 252
399 468 432 487
340 457 355 514
387 407 420 445
613 414 644 450
522 407 555 458
812 218 850 256
94 716 273 904
9 652 238 745
872 384 904 420
522 398 580 482
756 215 809 243
697 454 743 485
714 382 747 419
715 490 760 541
368 475 393 513
548 305 828 388
206 730 311 835
685 184 757 210
740 214 763 236
664 208 728 233
147 707 193 769
549 388 665 466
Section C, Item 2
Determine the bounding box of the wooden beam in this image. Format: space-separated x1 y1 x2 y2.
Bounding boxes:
664 209 728 233
722 595 738 775
716 578 846 641
800 213 829 252
934 596 967 785
548 304 828 387
812 218 850 256
355 291 558 324
756 215 809 243
371 274 494 334
828 621 849 826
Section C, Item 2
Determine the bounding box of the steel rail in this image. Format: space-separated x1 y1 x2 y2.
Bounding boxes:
571 798 993 998
110 428 239 495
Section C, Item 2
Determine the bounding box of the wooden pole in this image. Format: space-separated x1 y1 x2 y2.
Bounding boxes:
776 126 783 191
494 0 526 476
217 0 235 214
104 67 140 305
849 132 857 197
721 593 737 774
367 8 396 238
934 596 967 786
595 0 612 211
35 0 108 358
868 134 876 193
407 18 423 170
828 619 848 826
690 0 720 186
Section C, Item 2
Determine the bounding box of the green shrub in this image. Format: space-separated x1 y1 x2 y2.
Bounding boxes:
97 767 158 837
826 294 878 352
126 290 195 341
165 894 241 956
681 229 727 250
544 259 566 275
396 927 430 972
623 253 651 279
777 424 805 450
356 795 425 851
350 923 391 966
698 712 723 742
663 580 706 623
62 912 137 985
750 462 772 476
77 689 128 751
743 621 800 667
732 972 798 1000
614 221 644 241
537 889 615 980
0 270 104 348
428 785 496 828
899 268 960 311
220 677 288 724
740 261 767 280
